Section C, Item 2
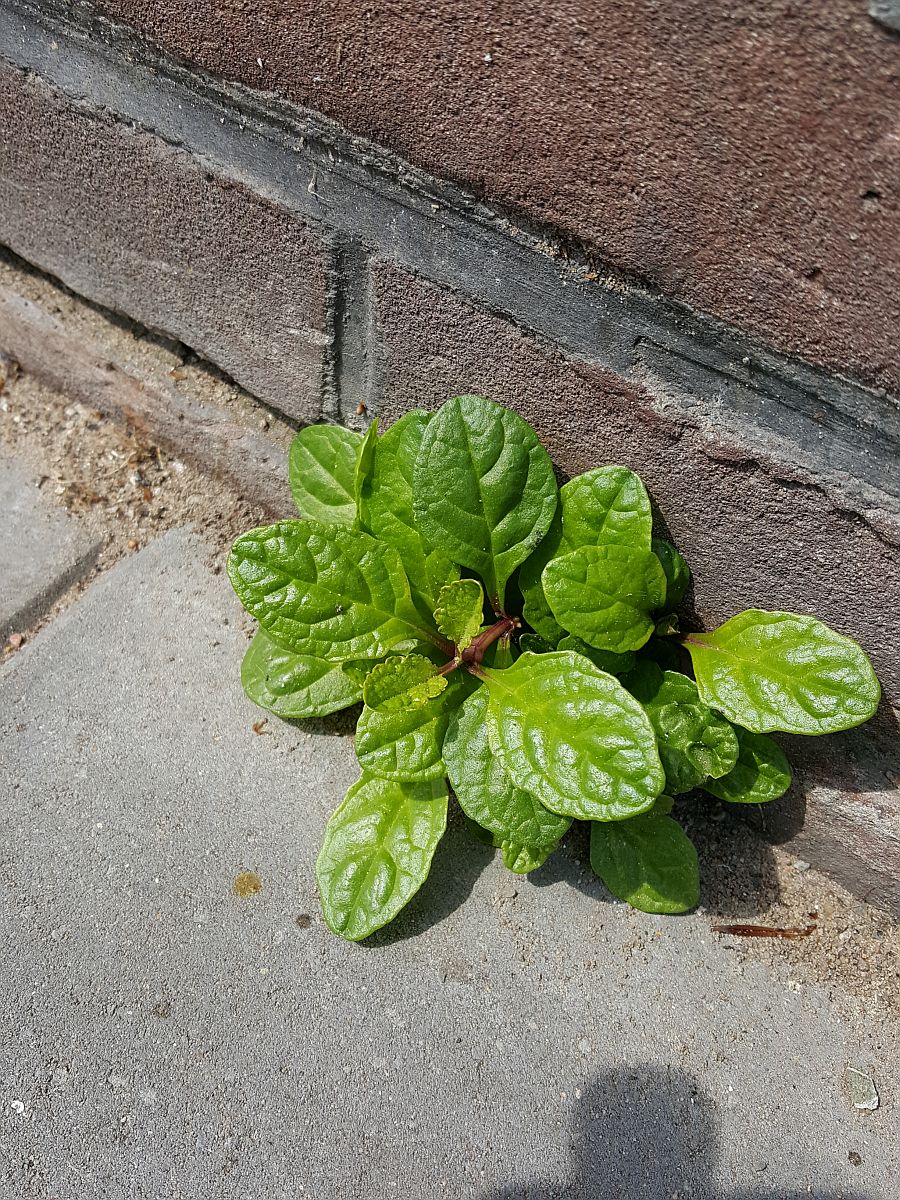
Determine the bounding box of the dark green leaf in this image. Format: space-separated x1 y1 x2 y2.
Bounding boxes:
703 727 792 804
316 773 448 941
241 628 362 718
589 796 699 914
433 578 484 650
652 538 690 610
482 651 665 821
518 632 556 655
684 610 881 734
557 634 636 676
356 673 475 781
228 521 436 661
518 507 566 643
622 661 739 794
288 424 362 524
561 466 652 549
543 545 667 653
362 654 447 711
413 394 558 610
444 689 571 848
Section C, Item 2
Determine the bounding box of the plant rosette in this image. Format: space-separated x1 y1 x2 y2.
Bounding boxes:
228 395 881 940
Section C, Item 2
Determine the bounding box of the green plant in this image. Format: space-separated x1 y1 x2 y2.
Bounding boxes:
228 395 881 939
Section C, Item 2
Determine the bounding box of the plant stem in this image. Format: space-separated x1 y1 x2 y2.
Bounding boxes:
461 615 519 667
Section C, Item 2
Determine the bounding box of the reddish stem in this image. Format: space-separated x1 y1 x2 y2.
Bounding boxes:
461 616 519 667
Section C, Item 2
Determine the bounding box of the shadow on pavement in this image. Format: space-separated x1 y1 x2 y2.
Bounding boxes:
484 1065 872 1200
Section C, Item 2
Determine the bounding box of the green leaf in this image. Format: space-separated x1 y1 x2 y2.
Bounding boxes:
288 424 362 524
652 538 690 610
353 419 379 517
703 726 792 804
622 661 739 795
683 610 881 734
560 466 652 549
518 632 555 655
444 689 571 849
240 628 362 718
228 521 435 661
502 841 556 874
316 773 448 941
482 651 665 821
362 654 447 711
356 673 475 781
518 508 566 643
589 796 700 914
543 545 667 653
425 549 460 600
433 578 484 650
413 394 558 610
557 634 636 676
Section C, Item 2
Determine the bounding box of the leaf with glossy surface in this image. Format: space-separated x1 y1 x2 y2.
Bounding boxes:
652 538 690 610
543 545 667 653
684 610 881 734
316 774 448 941
557 634 636 676
362 654 447 711
444 689 572 848
356 673 475 781
589 795 700 914
703 727 792 804
561 466 653 549
482 652 665 821
353 419 379 515
502 841 556 874
228 521 433 660
623 661 739 794
288 424 362 524
434 578 485 650
413 394 558 610
241 629 362 718
518 507 566 642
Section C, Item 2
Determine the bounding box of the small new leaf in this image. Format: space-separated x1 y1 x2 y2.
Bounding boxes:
362 654 447 711
684 610 881 734
316 773 448 941
482 652 665 821
433 578 484 650
353 419 379 517
241 629 362 718
589 796 700 914
356 673 475 781
702 726 792 804
288 424 362 524
543 545 667 653
652 538 690 610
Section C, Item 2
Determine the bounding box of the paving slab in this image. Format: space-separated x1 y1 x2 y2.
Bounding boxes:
0 530 896 1200
0 453 100 639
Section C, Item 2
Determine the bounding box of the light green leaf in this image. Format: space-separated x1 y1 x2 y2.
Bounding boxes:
557 634 636 676
652 538 690 610
288 424 362 524
353 419 379 517
241 628 362 718
482 652 665 821
543 545 667 653
684 610 881 734
703 727 792 804
316 773 448 941
589 796 699 914
444 689 571 849
623 661 739 794
356 673 475 781
561 466 652 549
425 549 460 599
502 841 556 874
413 394 558 611
518 508 566 643
433 578 484 650
362 654 447 711
227 521 435 661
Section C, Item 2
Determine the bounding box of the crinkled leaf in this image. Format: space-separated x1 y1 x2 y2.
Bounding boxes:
444 689 572 848
356 673 476 781
483 652 664 821
363 654 447 711
288 424 362 524
353 419 379 517
684 610 881 734
561 466 652 549
623 661 739 795
316 773 448 941
589 796 699 914
241 628 362 718
413 394 558 610
557 634 636 676
703 726 792 804
502 841 556 874
228 521 436 661
543 545 667 653
433 578 485 650
652 538 690 610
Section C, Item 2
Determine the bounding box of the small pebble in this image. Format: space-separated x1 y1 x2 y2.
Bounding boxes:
9 1100 24 1115
843 1066 879 1112
794 860 811 872
848 1150 862 1167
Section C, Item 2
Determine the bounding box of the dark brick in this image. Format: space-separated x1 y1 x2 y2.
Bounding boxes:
95 0 900 392
372 260 900 911
0 61 329 423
